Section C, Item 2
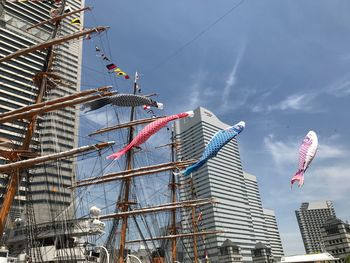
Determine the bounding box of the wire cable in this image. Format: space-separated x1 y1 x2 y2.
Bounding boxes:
147 0 245 74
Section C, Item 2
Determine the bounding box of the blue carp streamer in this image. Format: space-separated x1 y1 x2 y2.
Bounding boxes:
182 121 245 176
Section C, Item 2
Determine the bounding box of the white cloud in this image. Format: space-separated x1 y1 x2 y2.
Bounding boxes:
263 134 348 168
300 165 350 201
187 71 207 109
262 133 350 218
249 92 319 113
266 163 350 204
317 143 347 159
263 134 298 167
181 71 218 112
327 79 350 97
268 93 316 112
220 44 246 112
251 104 263 113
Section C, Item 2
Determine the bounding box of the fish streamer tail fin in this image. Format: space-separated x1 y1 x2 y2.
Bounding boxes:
82 97 112 112
182 160 206 177
291 170 304 188
106 148 129 160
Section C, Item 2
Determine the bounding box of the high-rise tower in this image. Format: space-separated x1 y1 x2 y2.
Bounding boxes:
175 107 283 263
244 172 284 261
175 107 254 261
263 209 284 261
0 0 83 223
243 172 268 245
296 201 336 254
321 217 350 262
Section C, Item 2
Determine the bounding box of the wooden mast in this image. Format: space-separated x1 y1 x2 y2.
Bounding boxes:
0 86 113 124
0 86 111 119
191 204 199 263
170 132 178 263
0 0 69 238
72 160 195 188
88 116 165 136
190 175 199 263
26 6 91 31
0 142 115 173
0 86 114 237
0 1 109 236
100 199 217 220
126 230 224 243
0 26 108 63
117 73 138 263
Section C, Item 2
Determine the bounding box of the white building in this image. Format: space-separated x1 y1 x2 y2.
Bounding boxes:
175 107 283 262
263 209 284 262
244 172 268 245
244 172 284 262
0 0 83 223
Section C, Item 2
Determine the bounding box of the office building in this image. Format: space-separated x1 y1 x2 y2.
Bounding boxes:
296 201 336 254
244 172 268 244
219 239 243 263
263 209 284 262
321 217 350 263
0 0 83 223
244 172 284 262
175 107 284 262
251 242 274 263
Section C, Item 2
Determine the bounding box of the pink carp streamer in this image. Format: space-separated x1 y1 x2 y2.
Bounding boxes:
291 130 318 187
107 111 194 160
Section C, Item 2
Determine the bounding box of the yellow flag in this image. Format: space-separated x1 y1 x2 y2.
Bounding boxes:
117 71 127 76
71 18 81 26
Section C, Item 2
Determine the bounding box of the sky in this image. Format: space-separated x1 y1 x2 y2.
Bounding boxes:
79 0 350 256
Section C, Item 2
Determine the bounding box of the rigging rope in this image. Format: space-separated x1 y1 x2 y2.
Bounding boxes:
146 0 245 74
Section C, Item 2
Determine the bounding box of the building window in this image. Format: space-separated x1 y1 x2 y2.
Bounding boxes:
220 247 229 256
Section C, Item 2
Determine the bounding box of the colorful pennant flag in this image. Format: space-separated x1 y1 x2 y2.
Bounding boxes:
71 18 81 26
101 54 110 61
106 64 117 70
116 71 130 79
94 45 130 80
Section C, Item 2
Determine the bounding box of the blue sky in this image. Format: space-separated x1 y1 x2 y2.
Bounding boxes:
80 0 350 255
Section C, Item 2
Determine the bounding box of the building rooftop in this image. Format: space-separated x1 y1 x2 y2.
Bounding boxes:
281 253 338 263
301 201 333 210
243 171 257 181
221 239 239 248
254 242 268 249
263 208 275 216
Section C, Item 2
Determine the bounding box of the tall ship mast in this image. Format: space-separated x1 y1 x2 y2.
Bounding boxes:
0 1 222 262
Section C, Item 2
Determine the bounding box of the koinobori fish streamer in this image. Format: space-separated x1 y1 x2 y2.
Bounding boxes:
291 130 318 187
107 111 194 160
82 93 164 112
182 121 245 176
